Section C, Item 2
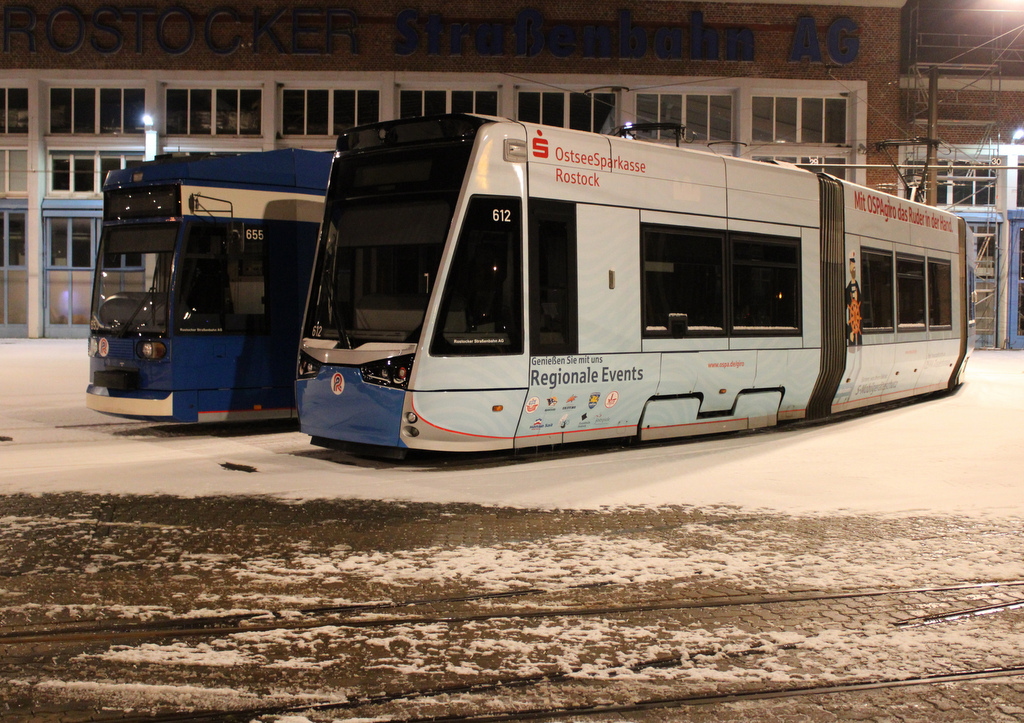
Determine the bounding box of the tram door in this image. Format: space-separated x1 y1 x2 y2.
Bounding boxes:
528 200 577 356
1009 222 1024 349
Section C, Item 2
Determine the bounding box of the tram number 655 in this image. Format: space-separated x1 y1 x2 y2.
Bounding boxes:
492 208 512 223
245 227 265 241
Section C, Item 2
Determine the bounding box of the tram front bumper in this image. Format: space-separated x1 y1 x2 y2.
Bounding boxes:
296 366 407 450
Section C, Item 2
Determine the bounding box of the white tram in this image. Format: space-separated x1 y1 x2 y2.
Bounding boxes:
297 114 972 457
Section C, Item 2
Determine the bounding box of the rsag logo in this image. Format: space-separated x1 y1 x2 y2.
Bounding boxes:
331 372 345 395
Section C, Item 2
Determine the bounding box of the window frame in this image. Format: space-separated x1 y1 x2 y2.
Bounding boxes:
429 195 523 357
281 88 382 137
0 150 28 194
860 247 895 333
0 210 28 325
165 87 262 136
1 88 28 134
50 87 146 135
896 253 927 330
640 224 801 339
927 258 953 330
517 90 616 133
640 224 725 338
635 92 733 143
729 233 802 335
175 220 271 335
528 200 578 355
333 89 380 134
50 151 143 195
752 95 847 145
399 89 500 120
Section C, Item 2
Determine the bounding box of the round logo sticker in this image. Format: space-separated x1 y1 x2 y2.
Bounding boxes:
331 372 345 395
525 396 540 413
98 338 109 357
604 390 619 408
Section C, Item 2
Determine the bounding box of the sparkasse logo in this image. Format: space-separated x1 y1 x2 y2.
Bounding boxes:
532 130 549 158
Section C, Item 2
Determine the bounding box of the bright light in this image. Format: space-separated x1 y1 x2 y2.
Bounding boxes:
1014 128 1024 142
143 116 158 160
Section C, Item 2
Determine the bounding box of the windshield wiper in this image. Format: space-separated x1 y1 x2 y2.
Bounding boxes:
116 286 158 338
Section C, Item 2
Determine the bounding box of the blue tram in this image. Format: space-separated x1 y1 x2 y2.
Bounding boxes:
87 149 331 422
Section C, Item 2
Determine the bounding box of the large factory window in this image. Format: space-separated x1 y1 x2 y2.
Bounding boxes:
399 90 498 119
50 88 145 135
1 150 27 194
635 93 732 142
752 96 846 144
0 211 28 327
44 216 99 333
517 91 616 133
333 90 380 133
280 88 382 136
50 153 142 195
166 88 261 136
1 89 28 134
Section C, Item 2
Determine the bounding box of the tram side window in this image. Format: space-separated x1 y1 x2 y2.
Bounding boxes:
641 226 724 337
730 236 800 333
177 223 269 334
529 201 577 355
430 197 522 356
896 255 926 329
928 259 953 328
860 249 894 332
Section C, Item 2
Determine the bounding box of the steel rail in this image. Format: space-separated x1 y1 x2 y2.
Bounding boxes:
4 579 1024 645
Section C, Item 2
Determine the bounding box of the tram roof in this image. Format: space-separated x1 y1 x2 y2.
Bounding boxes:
103 148 332 194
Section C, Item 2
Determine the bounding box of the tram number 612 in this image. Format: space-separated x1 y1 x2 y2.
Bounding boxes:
492 208 512 223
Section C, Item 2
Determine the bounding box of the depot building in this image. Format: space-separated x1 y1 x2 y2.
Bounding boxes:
0 0 900 337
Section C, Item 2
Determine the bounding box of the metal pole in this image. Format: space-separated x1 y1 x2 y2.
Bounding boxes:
926 66 939 206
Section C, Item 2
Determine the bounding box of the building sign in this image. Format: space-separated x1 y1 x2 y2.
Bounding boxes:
2 4 860 64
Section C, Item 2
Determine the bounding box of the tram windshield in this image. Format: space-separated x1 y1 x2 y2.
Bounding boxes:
91 224 177 336
304 144 473 346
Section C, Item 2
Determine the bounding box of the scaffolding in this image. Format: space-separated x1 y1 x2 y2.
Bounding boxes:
901 1 1024 347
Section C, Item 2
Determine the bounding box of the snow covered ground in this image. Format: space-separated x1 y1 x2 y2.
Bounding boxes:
1 339 1023 518
3 340 1024 721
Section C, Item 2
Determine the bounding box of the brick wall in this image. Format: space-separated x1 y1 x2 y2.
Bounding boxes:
2 1 905 186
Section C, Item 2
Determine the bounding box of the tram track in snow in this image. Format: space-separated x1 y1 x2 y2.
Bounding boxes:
9 578 1024 722
4 578 1024 648
54 647 1024 722
329 665 1024 723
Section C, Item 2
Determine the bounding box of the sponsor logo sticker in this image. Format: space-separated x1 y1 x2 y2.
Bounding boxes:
532 131 549 158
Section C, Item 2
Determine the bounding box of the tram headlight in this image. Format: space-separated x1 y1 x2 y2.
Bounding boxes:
297 352 322 380
88 337 99 357
360 354 415 389
136 340 167 360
